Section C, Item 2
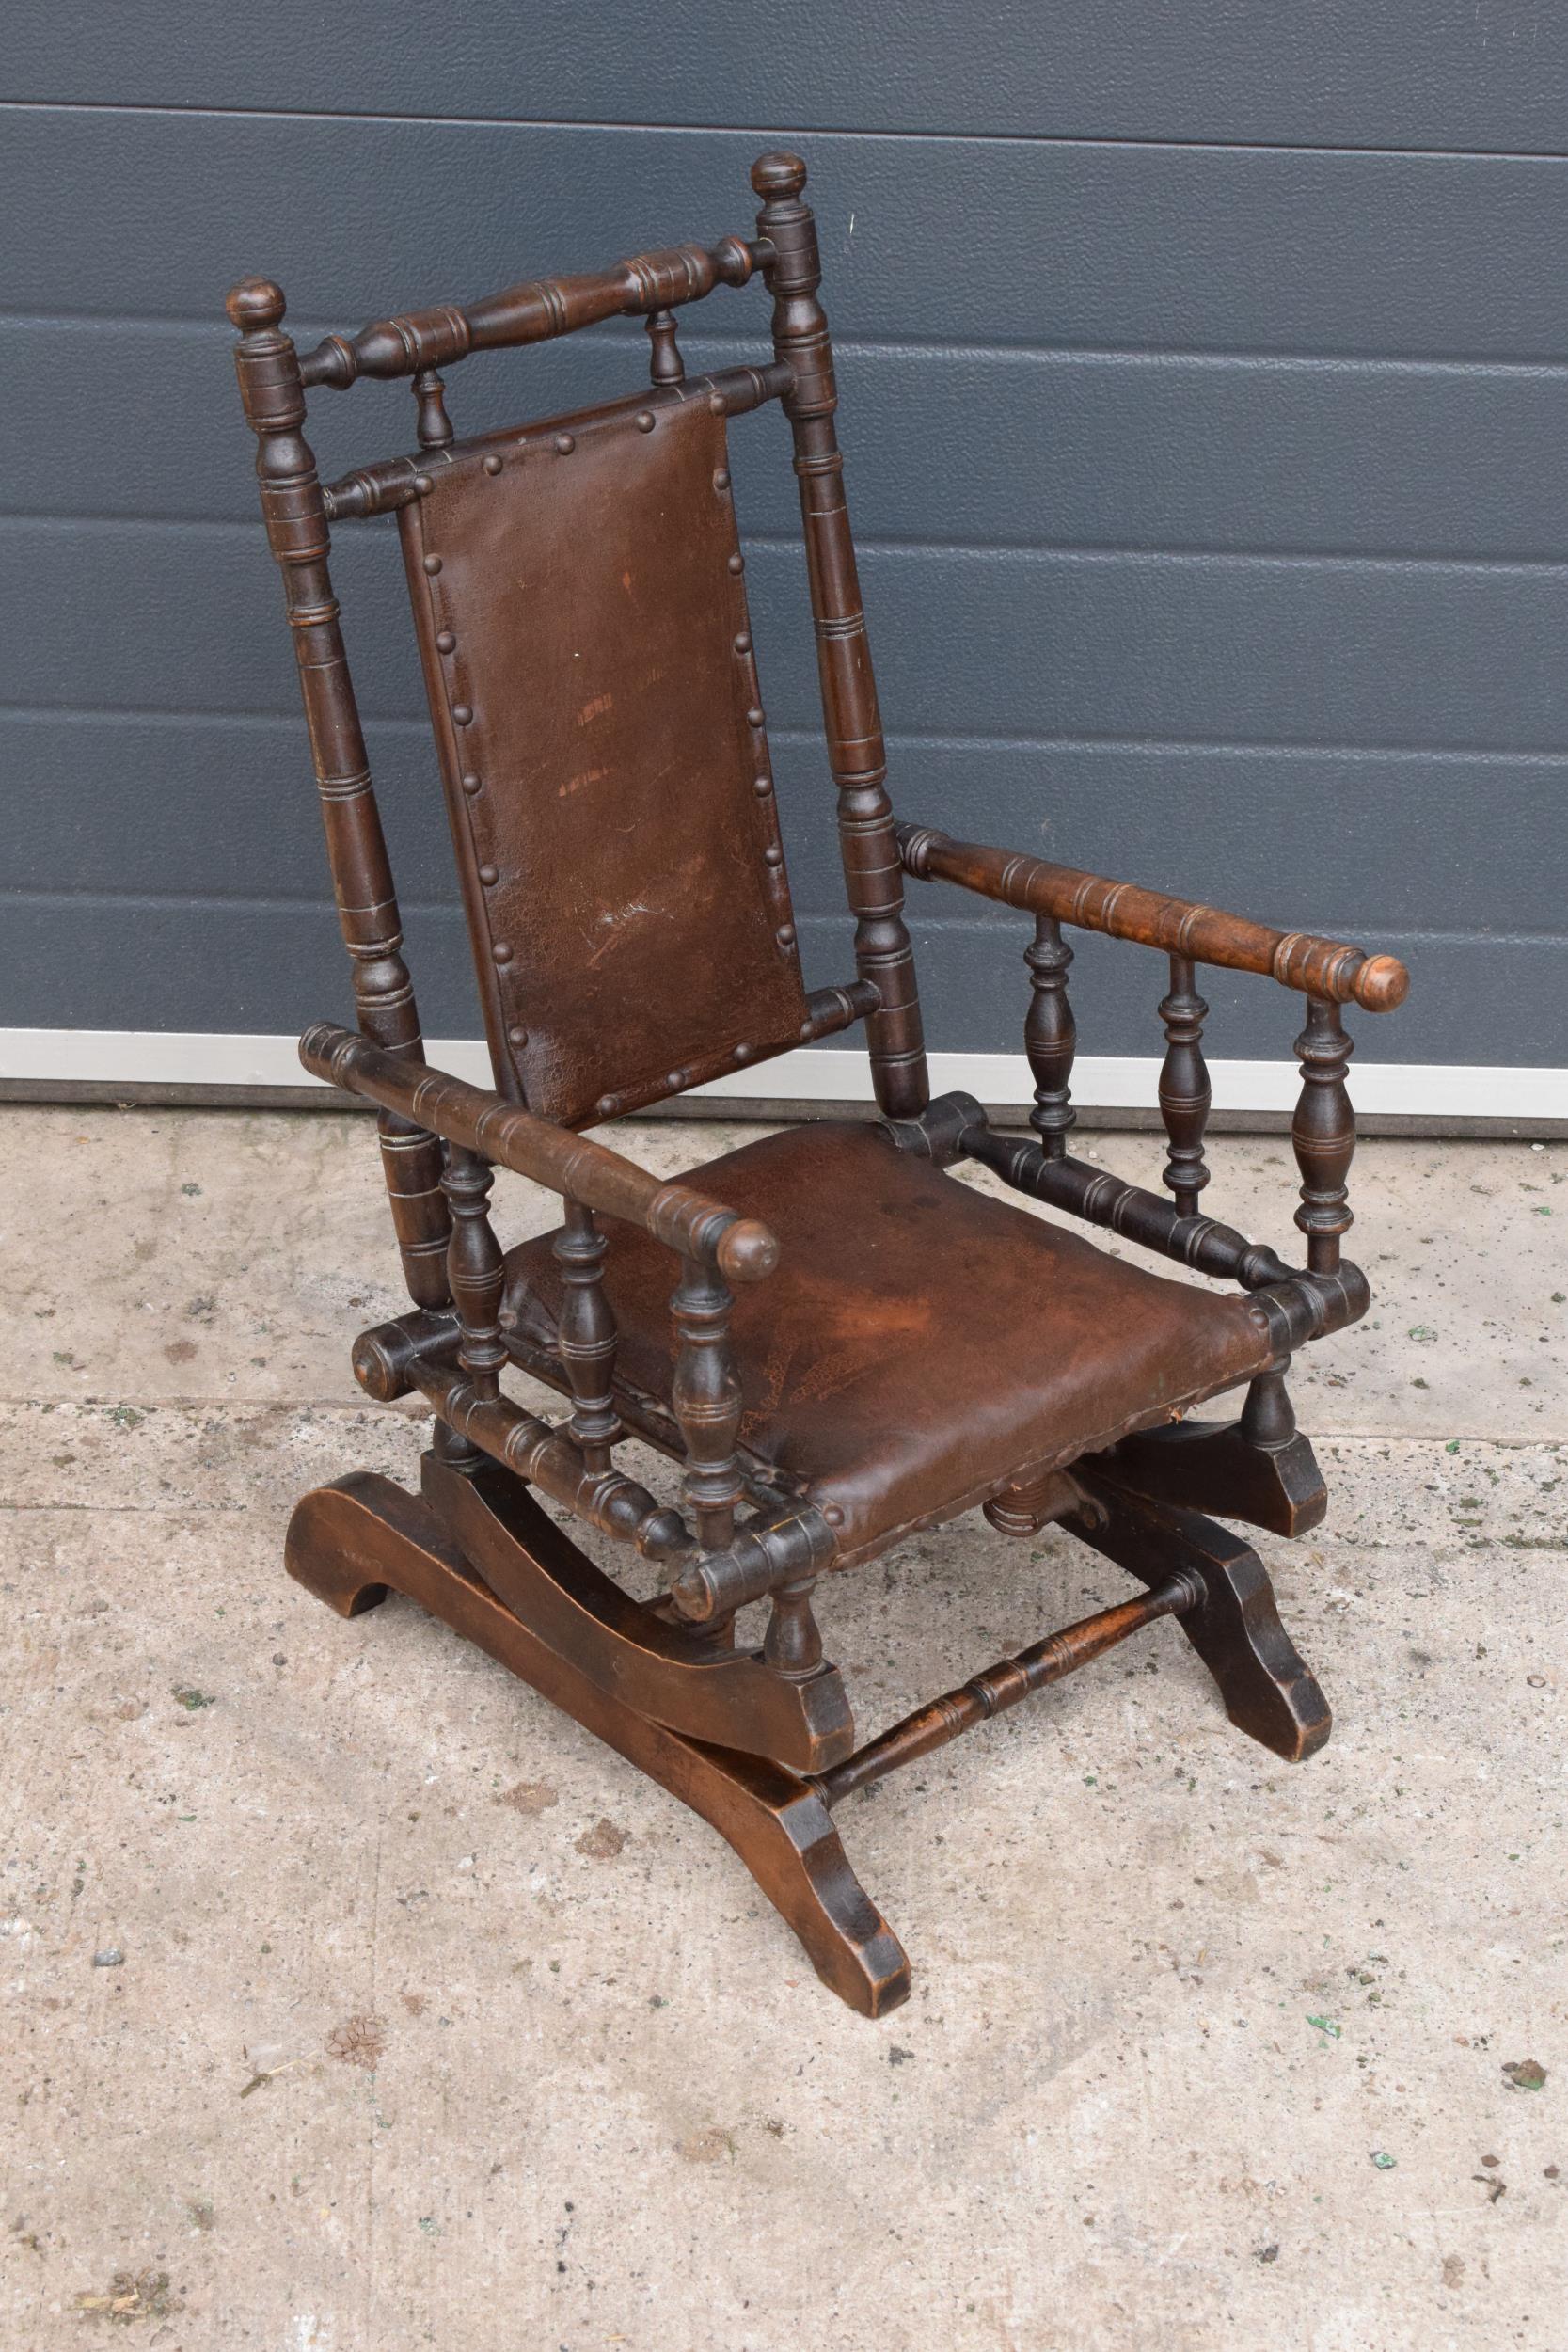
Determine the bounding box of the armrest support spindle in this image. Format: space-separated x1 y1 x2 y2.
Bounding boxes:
441 1147 506 1404
1292 999 1355 1274
553 1201 622 1474
1024 915 1076 1158
1158 954 1212 1217
670 1261 746 1563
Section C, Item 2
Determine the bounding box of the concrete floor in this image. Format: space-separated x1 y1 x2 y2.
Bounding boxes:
2 1105 1564 2351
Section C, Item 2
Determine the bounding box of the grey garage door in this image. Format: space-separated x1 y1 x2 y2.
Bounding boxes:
5 6 1567 1089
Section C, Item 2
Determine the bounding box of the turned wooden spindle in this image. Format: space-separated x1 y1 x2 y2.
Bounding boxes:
552 1198 621 1474
226 277 451 1314
1243 1358 1297 1450
1292 998 1355 1274
1024 914 1076 1158
670 1258 745 1554
1158 954 1212 1217
412 367 455 449
764 1578 825 1678
645 308 685 385
441 1146 507 1403
754 151 928 1120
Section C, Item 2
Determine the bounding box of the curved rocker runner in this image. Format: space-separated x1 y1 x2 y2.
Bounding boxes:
230 151 1407 2016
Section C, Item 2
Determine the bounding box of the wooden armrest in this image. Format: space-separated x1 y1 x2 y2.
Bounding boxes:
299 1024 778 1284
896 823 1408 1013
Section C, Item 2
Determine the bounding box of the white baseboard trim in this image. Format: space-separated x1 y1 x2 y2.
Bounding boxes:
3 1027 1565 1121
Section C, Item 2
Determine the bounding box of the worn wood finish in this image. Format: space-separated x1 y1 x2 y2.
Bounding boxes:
816 1570 1199 1805
1293 999 1357 1274
1069 1473 1333 1762
231 147 1408 2014
1158 954 1212 1216
897 821 1411 1010
1023 914 1076 1159
1098 1409 1330 1539
226 278 451 1312
285 1470 908 2015
754 154 928 1118
298 235 762 388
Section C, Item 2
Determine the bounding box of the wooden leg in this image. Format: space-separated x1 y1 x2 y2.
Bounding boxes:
1094 1382 1328 1539
285 1470 911 2018
1069 1470 1332 1762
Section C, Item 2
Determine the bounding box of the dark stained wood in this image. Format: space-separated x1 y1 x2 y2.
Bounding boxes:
230 146 1408 2016
669 1256 745 1554
425 1452 852 1772
298 1022 780 1284
1070 1474 1333 1762
552 1200 621 1473
1158 954 1212 1216
1293 998 1357 1274
1023 914 1076 1159
898 820 1411 1011
1097 1406 1330 1539
753 153 929 1118
226 278 451 1312
297 235 762 388
285 1470 907 2015
816 1570 1199 1804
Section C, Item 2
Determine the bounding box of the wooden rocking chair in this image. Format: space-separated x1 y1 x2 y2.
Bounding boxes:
228 151 1408 2016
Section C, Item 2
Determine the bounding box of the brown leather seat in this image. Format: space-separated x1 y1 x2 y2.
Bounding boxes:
504 1122 1273 1563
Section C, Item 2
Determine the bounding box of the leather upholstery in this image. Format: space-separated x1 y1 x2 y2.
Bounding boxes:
398 393 810 1127
503 1122 1275 1565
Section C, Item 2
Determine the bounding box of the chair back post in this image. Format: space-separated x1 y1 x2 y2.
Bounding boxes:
752 153 929 1119
227 278 452 1311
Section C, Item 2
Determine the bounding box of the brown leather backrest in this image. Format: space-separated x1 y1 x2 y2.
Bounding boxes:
398 391 810 1126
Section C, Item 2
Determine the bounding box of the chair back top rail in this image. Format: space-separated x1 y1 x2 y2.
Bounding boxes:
322 359 793 522
897 824 1408 1013
298 235 768 389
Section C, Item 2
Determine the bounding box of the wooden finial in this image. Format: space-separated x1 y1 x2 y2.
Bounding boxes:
751 151 808 202
226 277 286 334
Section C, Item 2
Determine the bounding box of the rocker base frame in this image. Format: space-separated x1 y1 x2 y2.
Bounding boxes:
285 1437 1331 2018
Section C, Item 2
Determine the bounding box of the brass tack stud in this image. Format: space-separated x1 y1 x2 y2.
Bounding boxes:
414 474 434 496
666 1070 685 1089
507 1025 529 1047
734 1042 753 1064
752 775 772 796
451 703 473 725
746 707 765 728
727 552 744 575
493 942 513 964
776 924 796 948
554 433 576 455
764 846 783 866
461 772 483 795
734 631 752 654
635 410 656 433
436 629 456 654
713 468 731 490
422 554 442 576
596 1094 618 1118
483 453 504 475
822 1503 845 1528
478 863 499 885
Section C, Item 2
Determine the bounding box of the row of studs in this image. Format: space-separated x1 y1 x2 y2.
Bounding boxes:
711 453 800 986
415 405 804 1113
